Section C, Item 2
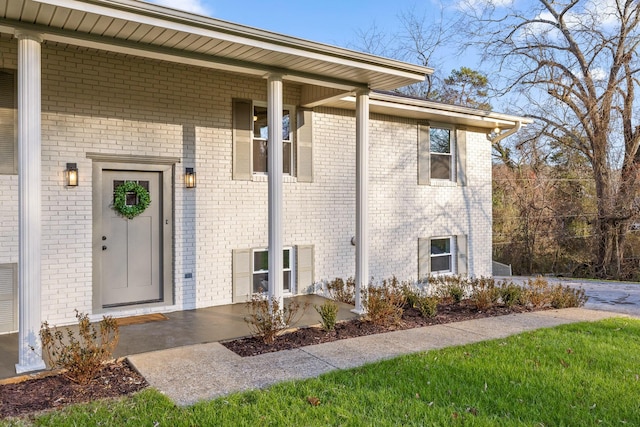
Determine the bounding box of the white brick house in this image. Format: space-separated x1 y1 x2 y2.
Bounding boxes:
0 0 529 373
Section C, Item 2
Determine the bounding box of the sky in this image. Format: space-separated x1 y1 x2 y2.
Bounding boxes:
143 0 476 72
146 1 431 46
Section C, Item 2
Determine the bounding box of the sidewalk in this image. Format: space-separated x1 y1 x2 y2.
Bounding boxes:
128 308 628 406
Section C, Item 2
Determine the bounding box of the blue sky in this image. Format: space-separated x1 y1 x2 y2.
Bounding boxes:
144 0 469 69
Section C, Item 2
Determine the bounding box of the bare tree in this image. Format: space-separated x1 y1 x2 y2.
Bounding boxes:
462 0 640 278
349 5 457 98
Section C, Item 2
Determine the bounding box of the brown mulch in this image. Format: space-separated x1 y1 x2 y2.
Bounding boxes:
222 300 537 357
0 359 147 419
1 301 543 420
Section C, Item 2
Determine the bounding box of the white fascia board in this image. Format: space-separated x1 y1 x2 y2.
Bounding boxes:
34 0 429 84
371 92 533 126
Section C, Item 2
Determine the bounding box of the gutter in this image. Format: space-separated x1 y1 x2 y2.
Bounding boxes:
491 121 522 144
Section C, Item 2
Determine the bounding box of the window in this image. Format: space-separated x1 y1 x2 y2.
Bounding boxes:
252 104 292 175
0 69 17 175
418 122 466 186
430 238 453 274
252 248 292 293
430 127 453 180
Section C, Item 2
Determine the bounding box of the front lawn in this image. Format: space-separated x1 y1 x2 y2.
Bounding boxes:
9 318 640 426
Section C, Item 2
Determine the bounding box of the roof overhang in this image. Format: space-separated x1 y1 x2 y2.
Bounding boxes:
0 0 431 92
328 91 533 131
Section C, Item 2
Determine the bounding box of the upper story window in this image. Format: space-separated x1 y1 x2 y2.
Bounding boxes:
418 122 466 186
252 104 293 175
430 127 453 180
0 69 17 175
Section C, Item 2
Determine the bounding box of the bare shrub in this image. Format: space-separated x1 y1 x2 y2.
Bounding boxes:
470 277 500 310
416 294 440 318
326 277 356 305
363 277 406 326
40 311 119 385
431 275 468 303
244 295 308 344
498 282 523 307
314 299 339 331
550 285 588 308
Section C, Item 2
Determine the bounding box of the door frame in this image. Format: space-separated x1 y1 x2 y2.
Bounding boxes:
89 153 177 313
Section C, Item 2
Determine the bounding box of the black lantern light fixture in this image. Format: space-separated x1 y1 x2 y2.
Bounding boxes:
65 163 78 187
185 167 196 188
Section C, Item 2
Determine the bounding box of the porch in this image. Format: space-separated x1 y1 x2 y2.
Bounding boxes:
0 295 357 381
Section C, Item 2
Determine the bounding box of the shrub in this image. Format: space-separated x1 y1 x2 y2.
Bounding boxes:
522 277 552 308
416 294 440 318
499 282 523 307
470 277 500 310
550 285 588 308
326 277 356 305
314 300 339 331
363 277 406 326
245 295 308 344
40 310 119 385
431 276 468 303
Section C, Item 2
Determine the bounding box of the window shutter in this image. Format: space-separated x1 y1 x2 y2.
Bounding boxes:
232 99 252 180
296 245 314 294
456 128 467 186
0 70 16 175
418 238 430 280
417 121 430 185
0 263 17 333
457 235 468 276
296 109 313 182
232 249 252 303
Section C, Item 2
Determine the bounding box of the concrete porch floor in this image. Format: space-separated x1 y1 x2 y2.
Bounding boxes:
0 295 356 381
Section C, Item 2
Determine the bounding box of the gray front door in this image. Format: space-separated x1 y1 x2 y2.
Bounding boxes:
101 170 163 307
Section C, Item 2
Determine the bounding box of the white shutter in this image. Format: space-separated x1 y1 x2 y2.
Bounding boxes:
232 249 252 303
0 70 16 175
296 109 313 182
417 121 430 185
232 99 252 180
296 245 314 294
456 128 467 186
0 263 17 333
418 238 431 280
457 235 468 276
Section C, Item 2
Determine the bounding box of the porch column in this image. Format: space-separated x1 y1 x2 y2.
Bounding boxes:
15 31 46 374
354 89 370 314
267 74 284 310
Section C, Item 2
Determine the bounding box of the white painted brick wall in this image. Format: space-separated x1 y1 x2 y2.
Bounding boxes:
0 38 492 326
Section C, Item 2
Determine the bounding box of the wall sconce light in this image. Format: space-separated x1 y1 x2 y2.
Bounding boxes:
65 163 78 187
185 168 196 188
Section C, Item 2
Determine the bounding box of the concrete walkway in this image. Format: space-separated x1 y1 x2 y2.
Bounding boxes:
128 308 630 406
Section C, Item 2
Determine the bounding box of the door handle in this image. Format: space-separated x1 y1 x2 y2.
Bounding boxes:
102 245 107 251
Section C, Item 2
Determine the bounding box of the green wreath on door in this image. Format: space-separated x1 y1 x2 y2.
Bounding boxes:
113 181 151 219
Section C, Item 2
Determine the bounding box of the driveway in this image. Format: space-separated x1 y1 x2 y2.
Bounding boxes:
510 277 640 317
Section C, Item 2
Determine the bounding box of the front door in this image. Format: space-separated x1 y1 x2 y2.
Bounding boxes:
100 170 163 307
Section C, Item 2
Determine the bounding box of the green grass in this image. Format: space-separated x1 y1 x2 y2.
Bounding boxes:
7 318 640 426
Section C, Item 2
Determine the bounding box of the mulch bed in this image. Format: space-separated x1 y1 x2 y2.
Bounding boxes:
222 300 537 357
1 301 544 420
0 359 147 420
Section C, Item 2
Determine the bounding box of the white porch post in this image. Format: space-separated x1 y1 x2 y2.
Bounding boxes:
15 31 46 374
354 89 370 314
267 74 284 310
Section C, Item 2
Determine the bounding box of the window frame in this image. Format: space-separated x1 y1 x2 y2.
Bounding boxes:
0 68 17 175
430 236 455 275
251 247 295 294
252 101 295 176
428 123 456 182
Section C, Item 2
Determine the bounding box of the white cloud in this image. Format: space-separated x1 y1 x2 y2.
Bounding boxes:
143 0 212 16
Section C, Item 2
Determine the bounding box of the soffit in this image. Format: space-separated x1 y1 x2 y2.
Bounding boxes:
325 93 533 130
0 0 431 90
